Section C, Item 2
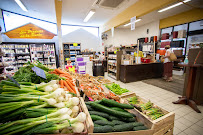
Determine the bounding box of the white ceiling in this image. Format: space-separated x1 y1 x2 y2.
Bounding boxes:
118 0 203 29
0 0 138 27
0 0 202 28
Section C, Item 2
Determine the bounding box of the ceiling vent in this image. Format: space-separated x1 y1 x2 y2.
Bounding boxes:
93 0 128 9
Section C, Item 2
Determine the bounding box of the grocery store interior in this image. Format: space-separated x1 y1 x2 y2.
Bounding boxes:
0 0 203 135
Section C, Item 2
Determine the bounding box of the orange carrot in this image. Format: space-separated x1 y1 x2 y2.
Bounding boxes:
60 80 64 88
70 80 75 86
55 69 66 74
64 80 75 93
66 79 76 92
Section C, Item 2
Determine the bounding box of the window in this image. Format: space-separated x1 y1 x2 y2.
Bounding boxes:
3 11 57 34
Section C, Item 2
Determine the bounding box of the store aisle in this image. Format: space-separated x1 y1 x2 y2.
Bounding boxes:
105 73 203 135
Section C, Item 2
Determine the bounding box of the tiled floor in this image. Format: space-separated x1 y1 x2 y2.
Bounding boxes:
105 75 203 135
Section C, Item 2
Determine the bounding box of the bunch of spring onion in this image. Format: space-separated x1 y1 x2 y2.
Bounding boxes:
0 79 87 134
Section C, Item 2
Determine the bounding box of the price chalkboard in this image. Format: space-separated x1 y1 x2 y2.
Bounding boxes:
6 75 20 88
32 66 46 79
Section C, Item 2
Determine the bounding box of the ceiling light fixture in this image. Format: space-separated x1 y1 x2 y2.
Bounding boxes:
124 19 141 27
158 0 191 13
15 0 28 12
84 9 95 22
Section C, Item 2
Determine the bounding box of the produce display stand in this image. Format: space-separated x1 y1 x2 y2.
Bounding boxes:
120 93 175 135
107 51 123 80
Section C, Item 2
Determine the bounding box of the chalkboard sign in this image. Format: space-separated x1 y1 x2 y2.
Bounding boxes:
32 66 46 79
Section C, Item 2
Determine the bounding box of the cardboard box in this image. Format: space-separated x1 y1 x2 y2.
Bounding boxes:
173 50 183 56
122 54 134 61
178 30 186 38
121 60 133 65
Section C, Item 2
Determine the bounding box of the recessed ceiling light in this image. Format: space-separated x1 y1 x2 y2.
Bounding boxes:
124 19 141 27
84 9 96 22
15 0 28 12
158 0 191 13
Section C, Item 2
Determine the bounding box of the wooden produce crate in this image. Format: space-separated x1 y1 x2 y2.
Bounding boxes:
79 97 94 133
120 93 175 135
101 84 132 98
87 108 154 135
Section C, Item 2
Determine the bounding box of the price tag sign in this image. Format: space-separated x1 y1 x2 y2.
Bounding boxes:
6 75 20 88
66 58 70 61
131 16 136 30
73 43 78 46
32 66 46 79
114 51 117 54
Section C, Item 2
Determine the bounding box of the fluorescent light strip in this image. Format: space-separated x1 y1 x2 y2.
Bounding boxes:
84 10 95 22
124 19 141 27
158 0 191 12
15 0 28 12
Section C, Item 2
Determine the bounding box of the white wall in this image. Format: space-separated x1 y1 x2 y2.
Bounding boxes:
62 28 100 51
103 20 160 47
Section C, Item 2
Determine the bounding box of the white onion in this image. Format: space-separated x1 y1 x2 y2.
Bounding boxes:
45 86 53 92
54 102 65 108
72 122 84 133
47 98 57 105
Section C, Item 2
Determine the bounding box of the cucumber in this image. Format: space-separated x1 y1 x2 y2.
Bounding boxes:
86 105 94 111
89 111 109 119
112 120 125 125
120 117 137 122
109 115 120 121
86 100 102 105
93 125 113 133
94 120 114 126
113 123 135 132
133 122 144 127
102 98 134 109
94 124 102 127
111 107 128 112
133 126 147 131
90 102 133 118
91 115 108 121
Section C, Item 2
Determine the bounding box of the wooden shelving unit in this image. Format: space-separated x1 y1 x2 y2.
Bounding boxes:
107 51 123 80
63 43 81 65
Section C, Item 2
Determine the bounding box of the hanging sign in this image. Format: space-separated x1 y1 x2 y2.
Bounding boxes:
111 27 114 37
131 16 136 30
32 66 46 79
4 23 56 39
73 43 78 46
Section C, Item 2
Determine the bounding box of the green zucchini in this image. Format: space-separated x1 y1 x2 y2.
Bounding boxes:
109 115 120 121
133 122 144 127
102 98 134 109
111 107 128 112
90 102 133 118
113 123 135 132
86 100 102 105
93 125 113 133
120 117 137 122
89 111 109 119
112 120 125 125
133 126 147 131
94 120 114 126
86 105 94 111
94 124 102 127
91 115 108 121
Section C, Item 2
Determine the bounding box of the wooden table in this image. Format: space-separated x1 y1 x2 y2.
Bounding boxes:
173 63 202 113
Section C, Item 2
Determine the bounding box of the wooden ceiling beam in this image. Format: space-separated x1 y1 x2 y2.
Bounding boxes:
102 0 179 33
